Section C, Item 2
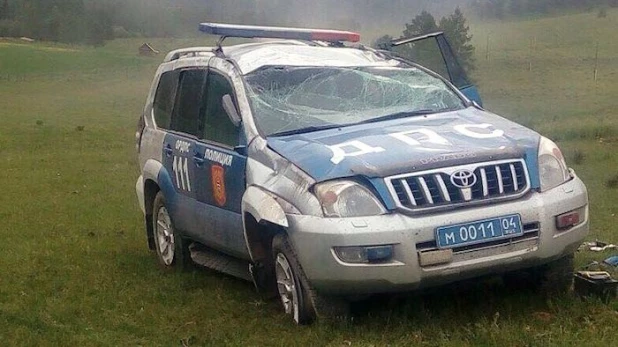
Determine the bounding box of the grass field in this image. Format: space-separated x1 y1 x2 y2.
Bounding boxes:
1 10 617 346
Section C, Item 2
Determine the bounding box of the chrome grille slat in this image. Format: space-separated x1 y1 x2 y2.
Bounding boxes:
510 163 519 191
418 177 434 204
386 159 530 213
495 166 504 193
480 168 489 197
435 174 451 202
401 179 417 206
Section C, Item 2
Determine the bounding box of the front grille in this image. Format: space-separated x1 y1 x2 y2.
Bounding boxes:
386 159 530 213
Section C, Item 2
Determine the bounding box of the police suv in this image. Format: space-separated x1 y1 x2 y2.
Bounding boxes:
135 23 589 324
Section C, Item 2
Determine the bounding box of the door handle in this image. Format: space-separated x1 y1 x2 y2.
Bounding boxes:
193 153 205 166
164 145 173 157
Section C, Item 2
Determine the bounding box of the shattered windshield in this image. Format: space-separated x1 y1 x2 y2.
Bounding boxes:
244 65 465 136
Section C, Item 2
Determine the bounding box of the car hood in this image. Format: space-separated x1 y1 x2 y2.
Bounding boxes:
266 107 541 182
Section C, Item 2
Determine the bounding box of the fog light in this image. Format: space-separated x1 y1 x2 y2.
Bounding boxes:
334 245 393 263
556 207 584 230
334 246 365 263
366 246 393 262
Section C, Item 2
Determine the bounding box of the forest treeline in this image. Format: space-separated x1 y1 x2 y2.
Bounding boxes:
0 0 212 45
470 0 618 19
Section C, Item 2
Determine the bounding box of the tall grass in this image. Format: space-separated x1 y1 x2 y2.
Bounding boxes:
1 11 617 345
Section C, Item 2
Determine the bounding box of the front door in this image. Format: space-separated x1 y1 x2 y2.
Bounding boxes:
192 69 249 259
383 32 483 106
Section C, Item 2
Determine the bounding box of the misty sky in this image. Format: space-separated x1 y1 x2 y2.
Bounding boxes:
201 0 472 39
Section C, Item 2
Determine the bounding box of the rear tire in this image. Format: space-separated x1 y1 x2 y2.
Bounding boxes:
152 192 192 271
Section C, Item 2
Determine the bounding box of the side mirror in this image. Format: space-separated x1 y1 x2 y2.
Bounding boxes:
222 94 241 127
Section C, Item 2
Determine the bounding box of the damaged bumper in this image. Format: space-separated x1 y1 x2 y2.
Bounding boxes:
135 175 145 214
287 175 589 295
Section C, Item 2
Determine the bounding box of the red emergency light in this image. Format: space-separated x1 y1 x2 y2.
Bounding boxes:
199 22 360 43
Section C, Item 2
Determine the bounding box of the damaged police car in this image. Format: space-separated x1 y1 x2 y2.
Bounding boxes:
135 23 589 324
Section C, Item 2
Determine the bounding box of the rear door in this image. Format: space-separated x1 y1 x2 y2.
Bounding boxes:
385 32 482 106
160 68 207 235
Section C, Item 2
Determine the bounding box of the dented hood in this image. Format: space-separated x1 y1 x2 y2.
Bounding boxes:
266 107 541 182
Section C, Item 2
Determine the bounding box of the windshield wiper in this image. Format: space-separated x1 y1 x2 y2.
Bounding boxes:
269 124 342 137
356 109 442 125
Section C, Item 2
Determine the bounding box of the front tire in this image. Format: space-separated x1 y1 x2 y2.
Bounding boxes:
272 234 314 324
271 234 350 324
503 254 574 296
152 192 192 270
536 254 574 295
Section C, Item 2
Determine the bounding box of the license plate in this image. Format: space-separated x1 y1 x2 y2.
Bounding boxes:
436 214 523 249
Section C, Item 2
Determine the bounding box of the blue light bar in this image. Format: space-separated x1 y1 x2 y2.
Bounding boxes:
199 22 360 43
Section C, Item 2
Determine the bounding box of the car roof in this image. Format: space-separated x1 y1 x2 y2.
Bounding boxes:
220 41 401 75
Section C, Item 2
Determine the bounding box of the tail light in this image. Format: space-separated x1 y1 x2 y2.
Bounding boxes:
136 115 145 152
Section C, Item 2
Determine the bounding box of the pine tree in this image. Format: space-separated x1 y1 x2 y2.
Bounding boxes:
398 11 447 77
372 34 394 49
439 7 475 71
0 0 9 20
403 10 439 37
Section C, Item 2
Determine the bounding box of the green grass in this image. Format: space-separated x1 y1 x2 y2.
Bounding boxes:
1 11 618 346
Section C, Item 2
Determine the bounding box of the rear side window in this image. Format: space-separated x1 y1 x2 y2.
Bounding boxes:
202 72 239 146
170 69 207 137
153 70 179 129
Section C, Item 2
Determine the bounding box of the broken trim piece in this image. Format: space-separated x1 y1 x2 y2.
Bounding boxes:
242 186 291 228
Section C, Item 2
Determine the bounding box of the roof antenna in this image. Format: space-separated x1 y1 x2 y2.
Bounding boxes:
215 36 227 55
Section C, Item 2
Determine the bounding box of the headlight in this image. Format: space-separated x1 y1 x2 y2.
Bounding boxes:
538 137 571 191
314 180 386 218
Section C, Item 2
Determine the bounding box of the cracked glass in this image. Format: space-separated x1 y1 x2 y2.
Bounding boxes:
245 65 465 136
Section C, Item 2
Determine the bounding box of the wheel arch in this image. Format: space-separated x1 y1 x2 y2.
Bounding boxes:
241 186 293 263
141 159 165 250
143 179 160 250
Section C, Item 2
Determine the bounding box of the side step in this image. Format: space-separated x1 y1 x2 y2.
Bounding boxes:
189 243 252 282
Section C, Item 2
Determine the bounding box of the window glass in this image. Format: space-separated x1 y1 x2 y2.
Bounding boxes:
153 70 179 129
170 69 207 137
393 37 450 79
202 72 239 146
436 34 470 89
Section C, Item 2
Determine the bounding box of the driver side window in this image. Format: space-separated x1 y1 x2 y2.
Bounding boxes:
202 72 240 147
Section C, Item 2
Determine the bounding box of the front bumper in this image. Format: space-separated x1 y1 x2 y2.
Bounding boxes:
287 175 589 295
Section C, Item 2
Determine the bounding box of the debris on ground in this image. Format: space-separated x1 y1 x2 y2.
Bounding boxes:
574 271 618 303
575 248 618 303
579 240 617 252
603 255 618 267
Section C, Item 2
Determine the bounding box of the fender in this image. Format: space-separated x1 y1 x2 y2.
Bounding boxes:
140 159 178 211
141 159 164 184
136 159 164 214
241 186 289 228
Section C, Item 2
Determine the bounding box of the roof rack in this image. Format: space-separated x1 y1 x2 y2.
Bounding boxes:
164 47 215 62
199 22 360 50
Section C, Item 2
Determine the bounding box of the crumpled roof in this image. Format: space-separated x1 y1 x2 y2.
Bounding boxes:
222 42 401 75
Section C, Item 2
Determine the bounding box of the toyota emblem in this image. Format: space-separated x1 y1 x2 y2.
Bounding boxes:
450 169 477 188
